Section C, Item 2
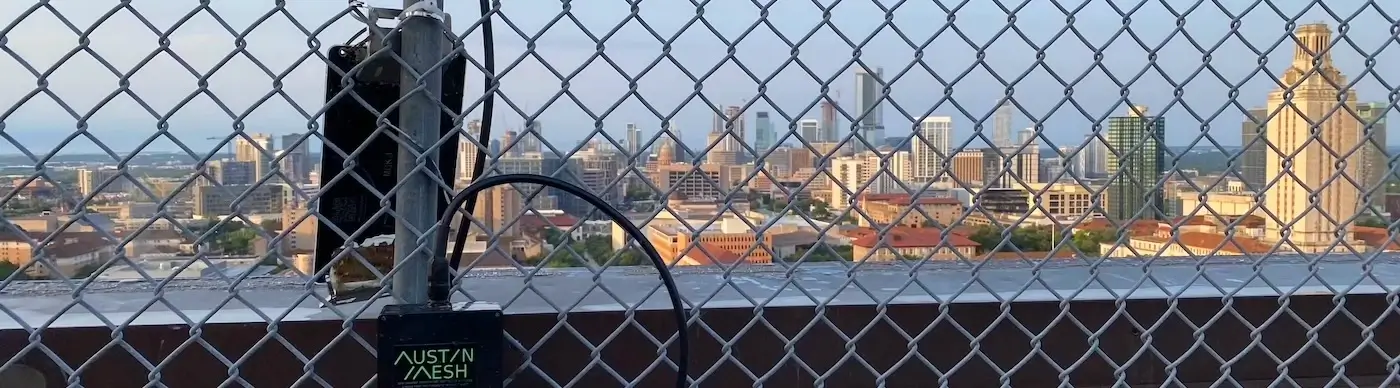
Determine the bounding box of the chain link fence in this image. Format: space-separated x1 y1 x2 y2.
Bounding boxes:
2 0 1399 386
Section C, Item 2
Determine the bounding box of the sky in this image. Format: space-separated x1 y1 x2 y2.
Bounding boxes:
0 0 1396 159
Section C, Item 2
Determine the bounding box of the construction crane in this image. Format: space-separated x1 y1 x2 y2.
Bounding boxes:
208 136 233 159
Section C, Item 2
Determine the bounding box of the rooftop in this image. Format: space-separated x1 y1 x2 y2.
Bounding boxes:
0 231 114 258
848 226 980 248
2 256 1393 331
859 193 962 206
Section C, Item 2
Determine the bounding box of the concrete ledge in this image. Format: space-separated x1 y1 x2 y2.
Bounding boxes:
2 292 1397 387
2 259 1398 386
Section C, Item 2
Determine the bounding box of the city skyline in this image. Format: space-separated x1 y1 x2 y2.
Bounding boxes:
7 17 1400 279
0 2 1397 155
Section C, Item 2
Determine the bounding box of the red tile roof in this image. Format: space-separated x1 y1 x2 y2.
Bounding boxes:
1168 215 1265 228
1353 226 1400 251
1169 216 1216 226
980 250 1078 260
849 226 979 249
1136 232 1273 254
1074 219 1159 236
681 243 745 265
517 214 579 232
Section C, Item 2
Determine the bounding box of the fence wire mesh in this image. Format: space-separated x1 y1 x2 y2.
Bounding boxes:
1 0 1399 386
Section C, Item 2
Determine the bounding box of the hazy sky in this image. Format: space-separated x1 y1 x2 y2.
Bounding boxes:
0 0 1396 158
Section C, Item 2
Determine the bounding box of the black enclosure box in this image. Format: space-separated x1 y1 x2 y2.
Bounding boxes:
378 302 504 388
315 44 465 274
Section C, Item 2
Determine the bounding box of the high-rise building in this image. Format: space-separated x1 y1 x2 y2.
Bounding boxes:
209 160 256 186
1105 105 1167 221
652 163 728 201
193 184 285 218
649 124 687 163
1071 146 1089 180
625 123 642 159
754 112 775 152
725 105 746 151
235 133 273 179
572 149 624 204
1040 157 1064 183
502 130 521 156
766 147 793 177
710 107 730 152
980 148 1009 188
521 122 543 153
458 120 484 185
864 150 909 195
950 151 984 184
76 167 129 196
1264 23 1363 252
1056 146 1077 180
829 156 870 208
280 134 311 184
1240 107 1269 190
1357 102 1389 211
799 119 820 143
1082 134 1109 179
993 101 1013 148
912 117 952 182
705 119 739 165
820 99 838 142
1010 129 1041 185
492 152 587 214
854 67 885 153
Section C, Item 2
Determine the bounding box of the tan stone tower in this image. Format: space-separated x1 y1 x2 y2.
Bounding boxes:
1263 23 1361 252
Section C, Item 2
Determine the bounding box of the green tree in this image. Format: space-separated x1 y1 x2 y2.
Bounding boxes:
793 198 811 213
626 185 656 201
546 253 584 268
542 227 570 246
210 221 256 255
811 200 831 219
220 228 257 255
785 243 851 262
967 225 1005 253
613 248 650 266
526 247 587 268
769 198 790 212
260 219 283 233
1071 229 1116 257
966 225 1071 254
1009 226 1054 252
579 236 613 262
0 262 26 280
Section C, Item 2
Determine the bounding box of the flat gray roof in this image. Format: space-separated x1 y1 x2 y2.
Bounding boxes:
2 255 1396 330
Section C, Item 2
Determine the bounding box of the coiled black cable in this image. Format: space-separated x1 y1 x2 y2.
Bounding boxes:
425 1 691 387
428 175 689 386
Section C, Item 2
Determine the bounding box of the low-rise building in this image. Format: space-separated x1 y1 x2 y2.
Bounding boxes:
1100 215 1396 258
856 193 963 228
116 228 194 259
1177 191 1257 217
0 230 116 278
645 216 774 265
848 226 979 261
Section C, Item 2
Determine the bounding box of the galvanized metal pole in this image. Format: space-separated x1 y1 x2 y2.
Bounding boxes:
393 1 445 304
